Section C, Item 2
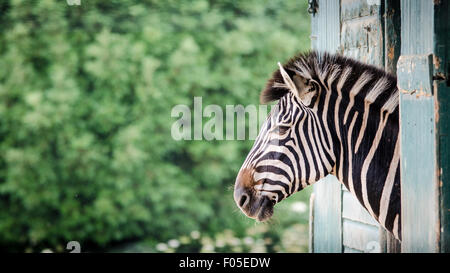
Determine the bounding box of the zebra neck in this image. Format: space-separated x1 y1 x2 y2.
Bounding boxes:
321 84 401 240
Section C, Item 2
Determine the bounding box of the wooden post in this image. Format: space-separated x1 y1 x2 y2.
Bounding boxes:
310 0 343 253
434 0 450 253
398 0 440 253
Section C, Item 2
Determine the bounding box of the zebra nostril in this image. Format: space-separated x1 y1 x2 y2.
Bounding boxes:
239 194 248 207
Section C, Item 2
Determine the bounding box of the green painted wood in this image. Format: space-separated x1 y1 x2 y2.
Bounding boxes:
398 0 440 253
340 0 383 67
434 0 450 253
397 55 433 95
340 15 384 67
398 91 439 252
398 55 439 252
400 0 434 55
398 0 439 252
310 0 342 253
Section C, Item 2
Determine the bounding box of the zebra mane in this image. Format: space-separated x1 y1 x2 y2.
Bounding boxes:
261 51 398 113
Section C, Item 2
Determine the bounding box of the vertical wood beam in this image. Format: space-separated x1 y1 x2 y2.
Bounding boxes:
310 0 343 253
434 0 450 253
398 0 439 253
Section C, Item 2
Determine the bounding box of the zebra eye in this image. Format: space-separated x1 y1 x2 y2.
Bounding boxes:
276 125 290 135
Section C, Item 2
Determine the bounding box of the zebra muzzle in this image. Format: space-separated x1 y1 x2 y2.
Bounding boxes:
234 169 274 221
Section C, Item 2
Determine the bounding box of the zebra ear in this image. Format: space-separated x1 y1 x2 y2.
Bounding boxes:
277 62 318 107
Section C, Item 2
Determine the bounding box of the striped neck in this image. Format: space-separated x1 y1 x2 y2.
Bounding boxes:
311 55 401 240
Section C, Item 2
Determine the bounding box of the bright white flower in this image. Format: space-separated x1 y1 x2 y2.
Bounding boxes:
168 239 180 248
190 230 200 239
202 244 214 252
156 243 168 252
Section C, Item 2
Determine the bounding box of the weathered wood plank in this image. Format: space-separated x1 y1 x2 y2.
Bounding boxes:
312 0 342 52
313 175 343 253
399 93 439 252
342 190 379 226
400 0 434 55
397 54 433 95
341 0 381 21
343 219 381 252
341 15 383 67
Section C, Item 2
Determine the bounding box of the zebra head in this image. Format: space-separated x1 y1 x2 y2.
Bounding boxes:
234 60 335 221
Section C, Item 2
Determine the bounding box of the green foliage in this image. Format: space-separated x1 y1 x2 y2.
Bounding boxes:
0 0 311 252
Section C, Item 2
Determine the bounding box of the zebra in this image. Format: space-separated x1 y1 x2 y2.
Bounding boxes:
233 51 401 240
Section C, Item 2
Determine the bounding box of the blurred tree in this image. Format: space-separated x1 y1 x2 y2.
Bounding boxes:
0 0 310 252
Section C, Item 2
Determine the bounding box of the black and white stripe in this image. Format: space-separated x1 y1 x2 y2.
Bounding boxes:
238 51 401 240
